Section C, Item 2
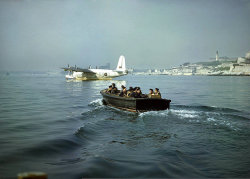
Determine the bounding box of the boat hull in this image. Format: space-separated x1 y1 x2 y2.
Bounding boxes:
100 90 171 112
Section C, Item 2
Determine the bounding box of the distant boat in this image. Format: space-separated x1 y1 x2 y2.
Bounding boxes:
62 55 128 80
100 90 171 113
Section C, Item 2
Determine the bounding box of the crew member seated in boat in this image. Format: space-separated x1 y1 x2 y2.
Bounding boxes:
111 83 116 89
129 87 138 97
106 85 112 93
154 88 161 98
119 85 124 96
127 87 134 97
123 87 127 96
148 89 154 98
119 86 127 97
111 87 118 94
134 87 144 98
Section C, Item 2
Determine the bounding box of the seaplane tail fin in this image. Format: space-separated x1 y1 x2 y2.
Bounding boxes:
116 55 126 71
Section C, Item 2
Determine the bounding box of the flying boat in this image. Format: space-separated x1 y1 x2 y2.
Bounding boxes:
62 55 128 80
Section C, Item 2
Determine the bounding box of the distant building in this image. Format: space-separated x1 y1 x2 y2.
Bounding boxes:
237 57 250 64
147 69 152 73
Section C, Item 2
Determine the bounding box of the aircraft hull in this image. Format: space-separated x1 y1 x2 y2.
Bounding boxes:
67 70 127 80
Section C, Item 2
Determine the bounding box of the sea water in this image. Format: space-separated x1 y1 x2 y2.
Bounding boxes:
0 72 250 178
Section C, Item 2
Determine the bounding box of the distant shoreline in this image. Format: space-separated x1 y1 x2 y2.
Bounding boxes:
131 73 250 76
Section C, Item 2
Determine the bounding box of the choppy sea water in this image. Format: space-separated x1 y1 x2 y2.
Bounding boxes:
0 72 250 178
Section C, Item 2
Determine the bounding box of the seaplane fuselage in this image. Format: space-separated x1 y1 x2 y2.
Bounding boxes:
68 69 127 80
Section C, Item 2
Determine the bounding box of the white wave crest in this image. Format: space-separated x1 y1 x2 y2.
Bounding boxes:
206 117 239 131
170 109 200 118
139 110 169 118
89 98 103 106
207 117 216 122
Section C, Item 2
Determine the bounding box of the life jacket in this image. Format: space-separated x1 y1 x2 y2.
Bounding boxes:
107 89 112 93
111 89 117 94
130 92 136 97
152 92 161 98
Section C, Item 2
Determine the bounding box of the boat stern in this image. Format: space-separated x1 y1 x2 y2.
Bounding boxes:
136 98 171 112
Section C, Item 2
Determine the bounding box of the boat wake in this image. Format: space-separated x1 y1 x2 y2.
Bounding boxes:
80 98 106 116
85 98 250 132
89 98 103 107
139 105 249 131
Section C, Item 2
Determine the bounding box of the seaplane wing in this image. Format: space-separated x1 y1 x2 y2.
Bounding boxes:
62 67 95 74
62 67 96 73
78 69 96 73
63 55 128 80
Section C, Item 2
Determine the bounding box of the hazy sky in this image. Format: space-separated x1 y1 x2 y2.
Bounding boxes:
0 0 249 71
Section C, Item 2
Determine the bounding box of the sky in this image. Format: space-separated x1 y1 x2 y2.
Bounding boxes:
0 0 249 71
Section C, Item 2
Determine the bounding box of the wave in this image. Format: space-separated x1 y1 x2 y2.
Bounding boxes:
74 126 98 140
89 98 103 107
172 104 241 113
170 109 200 119
79 98 107 117
170 105 249 121
139 110 169 118
138 105 249 131
0 137 82 165
46 157 85 166
24 138 81 157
